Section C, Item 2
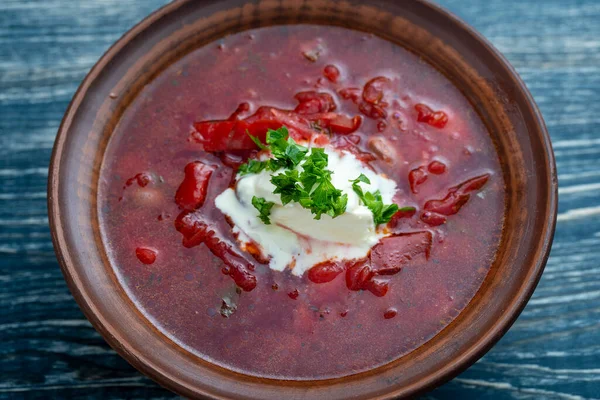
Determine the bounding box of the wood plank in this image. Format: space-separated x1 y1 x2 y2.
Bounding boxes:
1 0 598 398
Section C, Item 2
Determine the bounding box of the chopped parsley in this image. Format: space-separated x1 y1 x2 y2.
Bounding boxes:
248 133 267 150
266 127 308 170
238 127 308 175
240 127 347 220
350 174 399 225
238 159 267 175
271 148 348 220
241 127 399 225
251 196 275 225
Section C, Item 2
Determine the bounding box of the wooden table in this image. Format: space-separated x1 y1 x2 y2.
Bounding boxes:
1 0 598 398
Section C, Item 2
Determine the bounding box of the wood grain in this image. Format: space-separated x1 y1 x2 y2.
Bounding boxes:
0 0 598 398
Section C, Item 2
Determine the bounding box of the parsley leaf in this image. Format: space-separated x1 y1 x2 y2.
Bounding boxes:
251 196 275 225
238 127 308 175
350 174 400 225
298 148 328 194
240 126 349 222
378 202 400 225
266 127 308 169
248 133 267 150
266 127 288 144
284 139 309 167
272 147 347 220
238 159 268 176
271 169 305 205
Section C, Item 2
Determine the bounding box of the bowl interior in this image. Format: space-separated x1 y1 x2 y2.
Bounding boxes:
49 0 556 398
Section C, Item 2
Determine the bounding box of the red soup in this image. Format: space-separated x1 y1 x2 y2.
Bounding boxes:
98 25 505 379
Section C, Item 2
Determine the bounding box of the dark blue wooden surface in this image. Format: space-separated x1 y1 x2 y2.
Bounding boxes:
1 0 599 398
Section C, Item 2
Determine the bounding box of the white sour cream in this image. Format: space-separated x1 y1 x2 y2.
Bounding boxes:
215 146 397 276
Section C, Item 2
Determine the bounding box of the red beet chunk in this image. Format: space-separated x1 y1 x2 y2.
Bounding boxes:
217 149 256 169
345 259 374 291
330 135 377 164
323 64 340 82
191 120 234 150
193 103 318 151
384 307 398 319
420 211 447 226
266 108 321 141
458 174 490 193
175 161 216 211
192 92 361 152
308 260 345 283
221 256 257 292
228 102 250 120
135 247 157 265
174 212 257 291
311 133 330 147
288 289 299 300
428 160 447 175
424 192 469 216
294 91 337 114
415 103 449 128
388 207 417 227
423 174 490 216
124 172 153 188
329 114 362 134
409 166 428 194
370 231 432 275
365 277 389 297
309 113 362 135
338 87 361 103
345 260 391 297
191 119 281 151
174 212 210 248
358 101 387 119
362 76 390 105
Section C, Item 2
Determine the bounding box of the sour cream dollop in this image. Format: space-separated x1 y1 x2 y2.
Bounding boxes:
215 146 397 276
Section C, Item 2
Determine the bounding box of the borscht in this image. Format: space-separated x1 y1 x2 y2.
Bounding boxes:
98 25 505 379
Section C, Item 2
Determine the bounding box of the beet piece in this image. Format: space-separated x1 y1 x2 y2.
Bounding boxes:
308 260 345 283
409 166 428 194
323 64 340 83
174 161 216 211
362 76 390 105
370 231 432 275
135 247 157 265
415 103 449 128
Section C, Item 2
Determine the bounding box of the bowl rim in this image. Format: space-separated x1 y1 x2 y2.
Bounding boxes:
48 0 558 398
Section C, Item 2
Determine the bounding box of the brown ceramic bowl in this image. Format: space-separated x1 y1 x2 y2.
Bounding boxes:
48 0 557 398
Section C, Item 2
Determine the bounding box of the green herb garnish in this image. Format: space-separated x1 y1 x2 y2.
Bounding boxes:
251 196 275 225
269 142 347 220
238 127 308 175
265 127 308 170
294 148 348 219
241 129 400 225
271 169 304 205
238 159 267 175
240 126 347 220
350 174 399 225
248 133 267 150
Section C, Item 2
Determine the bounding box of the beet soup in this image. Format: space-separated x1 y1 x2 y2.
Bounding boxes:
98 25 505 379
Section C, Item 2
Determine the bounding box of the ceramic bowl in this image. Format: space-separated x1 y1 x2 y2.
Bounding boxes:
48 0 557 398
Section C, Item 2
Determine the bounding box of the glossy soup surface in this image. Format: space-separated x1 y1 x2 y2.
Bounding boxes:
98 25 505 379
